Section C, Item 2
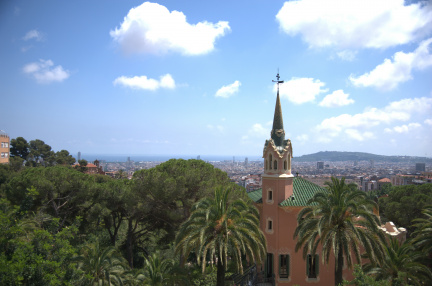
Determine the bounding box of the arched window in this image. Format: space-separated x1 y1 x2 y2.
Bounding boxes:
274 160 277 170
269 155 273 169
284 160 287 170
265 159 268 170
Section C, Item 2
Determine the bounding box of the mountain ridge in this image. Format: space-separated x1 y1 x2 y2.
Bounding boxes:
293 151 432 163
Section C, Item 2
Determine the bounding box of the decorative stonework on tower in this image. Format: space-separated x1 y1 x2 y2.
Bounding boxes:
263 73 293 180
261 73 295 243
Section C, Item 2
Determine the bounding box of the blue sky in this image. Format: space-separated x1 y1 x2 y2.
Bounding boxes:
1 0 432 158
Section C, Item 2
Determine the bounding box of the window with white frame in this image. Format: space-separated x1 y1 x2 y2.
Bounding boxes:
267 219 273 231
268 190 273 202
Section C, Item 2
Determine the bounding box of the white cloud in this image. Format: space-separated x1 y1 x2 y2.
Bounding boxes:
424 119 432 126
250 123 268 137
23 29 43 41
110 2 230 55
296 134 309 142
241 123 269 142
384 123 421 133
113 74 176 91
350 38 432 90
319 90 354 107
344 129 374 141
336 50 357 61
277 77 328 104
215 80 241 98
276 0 432 49
23 59 70 83
316 96 432 142
159 74 176 89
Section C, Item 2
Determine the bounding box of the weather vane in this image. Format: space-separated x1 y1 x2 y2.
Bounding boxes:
272 69 284 93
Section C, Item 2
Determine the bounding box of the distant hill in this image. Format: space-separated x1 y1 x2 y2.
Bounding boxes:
293 151 432 163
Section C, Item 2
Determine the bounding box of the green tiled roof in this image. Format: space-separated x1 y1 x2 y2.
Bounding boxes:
248 188 263 203
247 177 326 207
280 177 326 206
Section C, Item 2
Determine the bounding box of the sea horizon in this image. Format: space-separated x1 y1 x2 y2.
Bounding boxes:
77 154 263 163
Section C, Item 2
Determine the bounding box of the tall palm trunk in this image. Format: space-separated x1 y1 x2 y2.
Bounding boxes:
127 218 134 268
335 245 344 286
216 257 225 286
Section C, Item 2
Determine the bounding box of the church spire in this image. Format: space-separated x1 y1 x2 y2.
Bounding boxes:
271 72 285 148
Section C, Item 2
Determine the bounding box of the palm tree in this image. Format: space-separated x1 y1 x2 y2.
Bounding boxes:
175 187 266 286
73 241 128 285
294 177 385 286
412 205 432 278
412 205 432 255
363 238 432 285
141 251 174 286
122 269 146 286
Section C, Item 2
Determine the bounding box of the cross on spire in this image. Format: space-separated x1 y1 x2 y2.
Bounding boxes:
272 71 284 93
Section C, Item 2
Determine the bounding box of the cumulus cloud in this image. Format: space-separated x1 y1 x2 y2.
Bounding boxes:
110 2 230 55
336 50 357 61
23 59 70 83
425 119 432 126
113 74 175 90
316 96 432 142
319 90 354 107
215 80 241 98
384 123 421 133
277 77 328 104
276 0 432 49
241 123 270 142
344 129 374 141
296 134 309 142
350 38 432 90
23 29 43 41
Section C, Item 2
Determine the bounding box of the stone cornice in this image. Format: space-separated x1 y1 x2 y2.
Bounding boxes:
263 139 293 159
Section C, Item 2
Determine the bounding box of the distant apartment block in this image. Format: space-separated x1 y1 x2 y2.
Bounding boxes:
0 131 10 164
362 180 377 192
391 174 415 186
241 174 262 192
416 163 426 172
317 161 324 169
377 178 391 190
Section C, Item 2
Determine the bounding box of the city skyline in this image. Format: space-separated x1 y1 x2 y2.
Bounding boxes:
1 0 432 157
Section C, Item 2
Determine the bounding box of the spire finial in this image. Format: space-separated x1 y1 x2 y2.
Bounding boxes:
272 70 284 94
270 70 285 148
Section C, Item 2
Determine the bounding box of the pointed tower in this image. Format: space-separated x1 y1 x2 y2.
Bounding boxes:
262 73 293 205
260 73 294 271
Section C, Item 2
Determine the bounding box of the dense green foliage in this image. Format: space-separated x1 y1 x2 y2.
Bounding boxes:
175 187 266 286
343 265 391 286
294 177 385 286
363 238 431 285
3 136 432 284
379 184 432 234
0 148 247 285
10 137 76 167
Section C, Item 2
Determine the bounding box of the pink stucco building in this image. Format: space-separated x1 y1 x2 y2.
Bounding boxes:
247 75 406 285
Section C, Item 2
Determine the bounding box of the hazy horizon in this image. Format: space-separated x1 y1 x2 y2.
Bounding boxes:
76 150 432 163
